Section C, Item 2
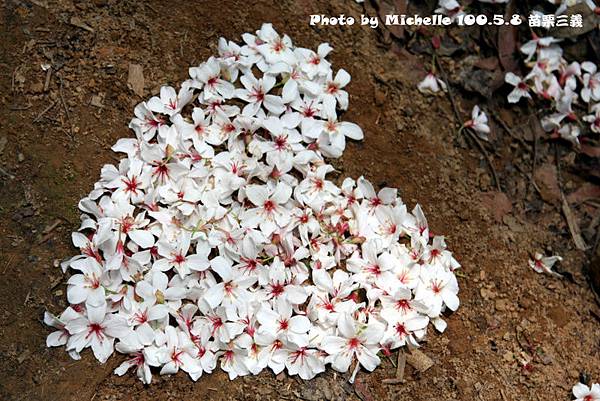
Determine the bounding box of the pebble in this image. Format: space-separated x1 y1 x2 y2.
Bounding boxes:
495 299 509 312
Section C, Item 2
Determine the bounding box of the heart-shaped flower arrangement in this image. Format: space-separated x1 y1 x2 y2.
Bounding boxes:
45 23 460 384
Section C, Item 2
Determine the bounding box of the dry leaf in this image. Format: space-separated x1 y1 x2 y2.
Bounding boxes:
567 183 600 204
127 63 145 97
534 164 560 205
406 349 434 372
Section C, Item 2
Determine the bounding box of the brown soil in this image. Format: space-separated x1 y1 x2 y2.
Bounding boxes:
1 1 599 400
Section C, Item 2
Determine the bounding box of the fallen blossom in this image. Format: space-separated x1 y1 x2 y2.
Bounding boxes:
573 382 600 401
463 105 491 140
528 252 563 277
417 73 447 94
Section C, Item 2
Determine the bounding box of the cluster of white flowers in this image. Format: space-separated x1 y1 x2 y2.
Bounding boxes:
44 24 460 384
505 32 600 145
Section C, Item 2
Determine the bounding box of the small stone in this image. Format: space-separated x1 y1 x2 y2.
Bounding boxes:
495 299 509 312
374 89 386 105
18 152 25 162
90 94 104 108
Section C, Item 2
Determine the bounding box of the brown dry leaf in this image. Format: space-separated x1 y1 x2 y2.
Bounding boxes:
581 144 600 158
127 63 145 97
534 164 560 204
567 183 600 205
376 0 407 39
497 3 518 72
406 349 434 372
474 57 499 71
561 194 587 250
480 191 512 222
550 3 598 38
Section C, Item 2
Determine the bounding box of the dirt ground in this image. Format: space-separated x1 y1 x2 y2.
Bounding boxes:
1 0 599 400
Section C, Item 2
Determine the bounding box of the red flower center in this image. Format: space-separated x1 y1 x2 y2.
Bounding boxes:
270 283 285 297
278 319 289 331
263 200 275 212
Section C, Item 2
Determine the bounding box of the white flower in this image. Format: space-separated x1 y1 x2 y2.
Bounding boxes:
147 85 193 116
505 72 531 103
415 264 460 317
464 105 490 140
321 69 351 116
153 326 204 380
203 256 256 310
435 0 464 20
417 73 447 94
65 302 131 363
583 104 600 133
285 345 325 380
235 72 284 116
520 36 561 62
257 300 311 347
572 382 600 401
528 252 563 277
66 257 107 308
44 308 81 347
581 61 600 103
320 313 384 374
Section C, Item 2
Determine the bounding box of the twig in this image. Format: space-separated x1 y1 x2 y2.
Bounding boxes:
38 219 62 244
465 127 502 192
9 104 32 111
531 119 539 197
512 162 542 196
493 113 531 152
43 67 52 91
3 255 15 273
382 349 406 384
0 166 16 180
434 55 462 124
554 144 587 250
562 194 588 250
435 54 501 191
58 74 75 140
33 100 58 123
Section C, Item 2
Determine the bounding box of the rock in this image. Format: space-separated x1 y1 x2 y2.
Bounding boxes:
548 305 569 327
495 299 509 312
90 94 104 108
534 164 560 205
479 191 512 222
29 81 44 94
374 88 386 106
